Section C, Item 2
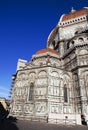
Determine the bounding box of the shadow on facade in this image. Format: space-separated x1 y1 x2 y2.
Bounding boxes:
81 114 87 126
0 102 19 130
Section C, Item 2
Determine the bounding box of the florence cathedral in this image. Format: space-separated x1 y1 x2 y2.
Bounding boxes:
10 7 88 125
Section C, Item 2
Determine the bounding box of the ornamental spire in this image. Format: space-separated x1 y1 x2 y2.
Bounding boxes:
71 7 76 13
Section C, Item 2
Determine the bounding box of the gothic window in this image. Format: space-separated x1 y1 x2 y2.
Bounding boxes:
29 83 34 101
54 42 59 50
64 85 68 103
52 41 55 49
67 42 70 49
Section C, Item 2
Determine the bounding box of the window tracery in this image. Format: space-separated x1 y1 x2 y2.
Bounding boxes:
29 83 34 101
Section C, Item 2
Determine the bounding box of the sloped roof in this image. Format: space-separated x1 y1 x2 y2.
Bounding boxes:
61 8 88 22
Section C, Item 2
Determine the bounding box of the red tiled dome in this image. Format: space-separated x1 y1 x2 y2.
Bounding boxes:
35 48 58 55
61 8 88 22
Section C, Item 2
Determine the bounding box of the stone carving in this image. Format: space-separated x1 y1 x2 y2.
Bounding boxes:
35 102 46 113
24 105 33 113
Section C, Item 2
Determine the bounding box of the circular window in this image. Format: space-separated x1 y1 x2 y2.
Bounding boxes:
78 37 84 42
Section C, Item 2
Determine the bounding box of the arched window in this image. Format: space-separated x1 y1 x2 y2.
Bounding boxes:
52 41 55 49
29 83 34 101
57 41 60 52
64 85 68 102
67 42 70 49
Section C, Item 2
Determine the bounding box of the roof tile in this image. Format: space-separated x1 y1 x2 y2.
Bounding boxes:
61 8 88 22
36 48 58 55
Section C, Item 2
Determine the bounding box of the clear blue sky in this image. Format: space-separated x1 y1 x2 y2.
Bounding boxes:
0 0 88 99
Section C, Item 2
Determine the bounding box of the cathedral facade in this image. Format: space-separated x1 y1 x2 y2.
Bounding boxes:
10 7 88 125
